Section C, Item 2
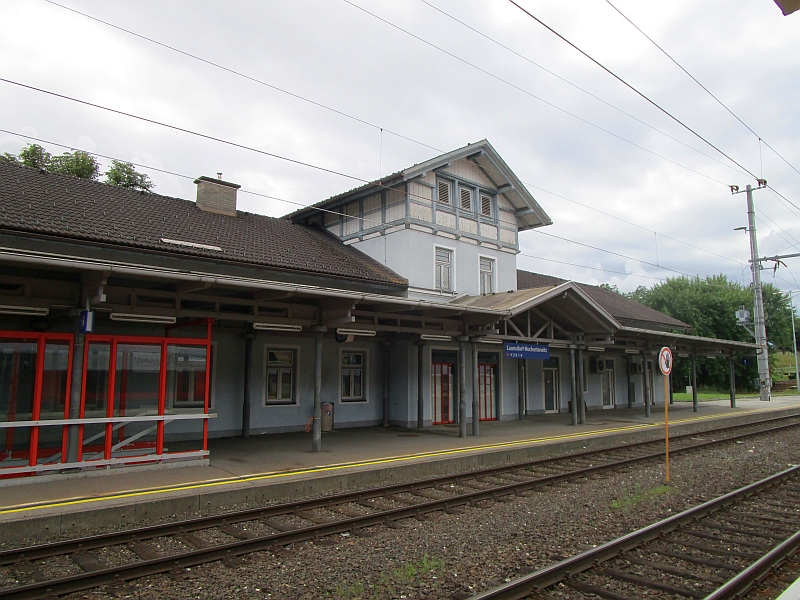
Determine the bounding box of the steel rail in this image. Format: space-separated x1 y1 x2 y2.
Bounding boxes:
1 414 796 567
0 416 797 599
703 529 800 599
468 465 800 600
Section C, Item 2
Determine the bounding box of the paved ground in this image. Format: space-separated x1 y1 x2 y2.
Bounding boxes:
1 396 797 516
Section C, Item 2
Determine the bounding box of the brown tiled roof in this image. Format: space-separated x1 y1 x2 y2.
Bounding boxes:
0 161 407 287
517 270 691 331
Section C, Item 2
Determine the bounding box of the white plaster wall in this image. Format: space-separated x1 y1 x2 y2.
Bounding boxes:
352 228 517 298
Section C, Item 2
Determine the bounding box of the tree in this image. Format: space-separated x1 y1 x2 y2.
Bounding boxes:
104 160 154 192
17 144 51 169
48 150 100 180
627 275 793 391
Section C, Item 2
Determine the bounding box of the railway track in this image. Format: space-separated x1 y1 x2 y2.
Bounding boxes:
469 465 800 600
0 415 798 599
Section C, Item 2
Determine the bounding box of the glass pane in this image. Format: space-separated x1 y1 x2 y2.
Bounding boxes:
342 371 351 398
352 369 362 398
81 343 109 461
37 341 70 465
113 344 160 458
0 340 37 468
267 368 279 400
268 350 293 365
280 368 293 400
166 345 207 409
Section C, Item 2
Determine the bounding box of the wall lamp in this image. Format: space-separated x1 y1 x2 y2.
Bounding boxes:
477 337 504 345
624 349 640 354
0 305 49 317
420 334 452 342
252 323 303 332
110 313 177 324
336 328 377 337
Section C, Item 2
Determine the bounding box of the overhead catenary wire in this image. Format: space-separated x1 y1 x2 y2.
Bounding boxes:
517 252 665 281
602 0 800 180
506 0 760 182
339 0 731 186
34 1 765 272
0 127 750 286
417 0 746 177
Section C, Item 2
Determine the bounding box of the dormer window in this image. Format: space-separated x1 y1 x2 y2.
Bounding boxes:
437 179 451 205
480 193 493 217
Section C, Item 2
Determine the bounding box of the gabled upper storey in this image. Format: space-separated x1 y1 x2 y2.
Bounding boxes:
286 140 552 251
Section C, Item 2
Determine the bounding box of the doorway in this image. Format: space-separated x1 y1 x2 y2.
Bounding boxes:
542 357 560 413
478 352 499 421
601 358 616 408
431 350 457 425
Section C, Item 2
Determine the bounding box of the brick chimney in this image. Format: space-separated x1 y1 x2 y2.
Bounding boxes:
194 174 240 217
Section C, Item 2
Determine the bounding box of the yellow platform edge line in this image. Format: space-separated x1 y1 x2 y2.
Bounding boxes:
0 406 783 516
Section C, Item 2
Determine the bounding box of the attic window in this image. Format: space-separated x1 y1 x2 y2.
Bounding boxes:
460 187 472 211
480 194 492 217
437 179 451 205
160 238 222 252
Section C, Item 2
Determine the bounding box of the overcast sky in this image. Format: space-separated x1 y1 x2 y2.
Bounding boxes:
1 0 799 294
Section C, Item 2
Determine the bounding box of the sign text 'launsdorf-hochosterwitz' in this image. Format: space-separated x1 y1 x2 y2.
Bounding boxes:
504 342 550 360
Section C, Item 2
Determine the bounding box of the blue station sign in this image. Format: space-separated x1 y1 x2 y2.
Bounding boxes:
504 342 550 360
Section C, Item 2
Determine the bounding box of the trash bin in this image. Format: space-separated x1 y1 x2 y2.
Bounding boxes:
321 402 334 432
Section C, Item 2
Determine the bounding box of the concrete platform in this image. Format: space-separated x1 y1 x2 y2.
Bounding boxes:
1 397 799 543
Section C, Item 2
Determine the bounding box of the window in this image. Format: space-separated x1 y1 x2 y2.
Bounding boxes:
479 257 495 295
435 247 454 292
480 193 493 217
341 351 366 401
459 186 472 211
167 345 208 408
437 179 451 205
266 348 295 404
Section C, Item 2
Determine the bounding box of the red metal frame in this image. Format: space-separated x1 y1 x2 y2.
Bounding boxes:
0 331 74 471
79 319 213 463
479 363 498 421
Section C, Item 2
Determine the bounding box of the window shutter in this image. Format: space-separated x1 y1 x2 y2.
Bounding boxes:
437 180 450 205
460 187 472 210
481 194 492 216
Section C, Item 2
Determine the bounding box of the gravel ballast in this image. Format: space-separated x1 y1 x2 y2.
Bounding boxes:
11 427 800 600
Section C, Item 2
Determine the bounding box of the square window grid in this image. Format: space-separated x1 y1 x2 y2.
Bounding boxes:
266 349 295 403
341 351 365 401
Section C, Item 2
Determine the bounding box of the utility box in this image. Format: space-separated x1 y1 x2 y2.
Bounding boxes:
322 402 334 432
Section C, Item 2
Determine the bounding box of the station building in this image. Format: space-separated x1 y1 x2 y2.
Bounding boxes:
0 140 756 477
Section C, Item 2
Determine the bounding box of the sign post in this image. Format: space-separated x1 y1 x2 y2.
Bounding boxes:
658 346 673 483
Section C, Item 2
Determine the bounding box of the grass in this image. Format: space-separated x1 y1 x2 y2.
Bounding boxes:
672 390 798 402
611 484 672 509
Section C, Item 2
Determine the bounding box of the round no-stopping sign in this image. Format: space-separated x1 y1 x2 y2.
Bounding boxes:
659 346 673 376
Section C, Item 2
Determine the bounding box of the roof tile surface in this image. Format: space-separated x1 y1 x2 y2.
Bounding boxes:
0 162 407 286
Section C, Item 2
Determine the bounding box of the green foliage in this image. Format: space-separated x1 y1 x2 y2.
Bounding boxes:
599 283 621 294
48 150 100 180
5 145 154 191
627 275 794 391
104 160 154 192
611 484 671 509
17 144 51 169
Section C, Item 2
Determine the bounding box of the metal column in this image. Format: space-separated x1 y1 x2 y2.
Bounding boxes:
577 348 586 424
642 357 651 418
417 342 425 429
729 357 737 408
668 372 674 405
472 342 480 437
691 355 698 413
241 335 253 437
569 347 578 426
459 339 467 438
745 184 771 401
65 331 85 463
626 356 633 409
312 326 326 452
518 359 526 421
382 341 390 427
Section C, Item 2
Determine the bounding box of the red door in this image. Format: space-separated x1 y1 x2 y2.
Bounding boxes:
432 362 455 424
